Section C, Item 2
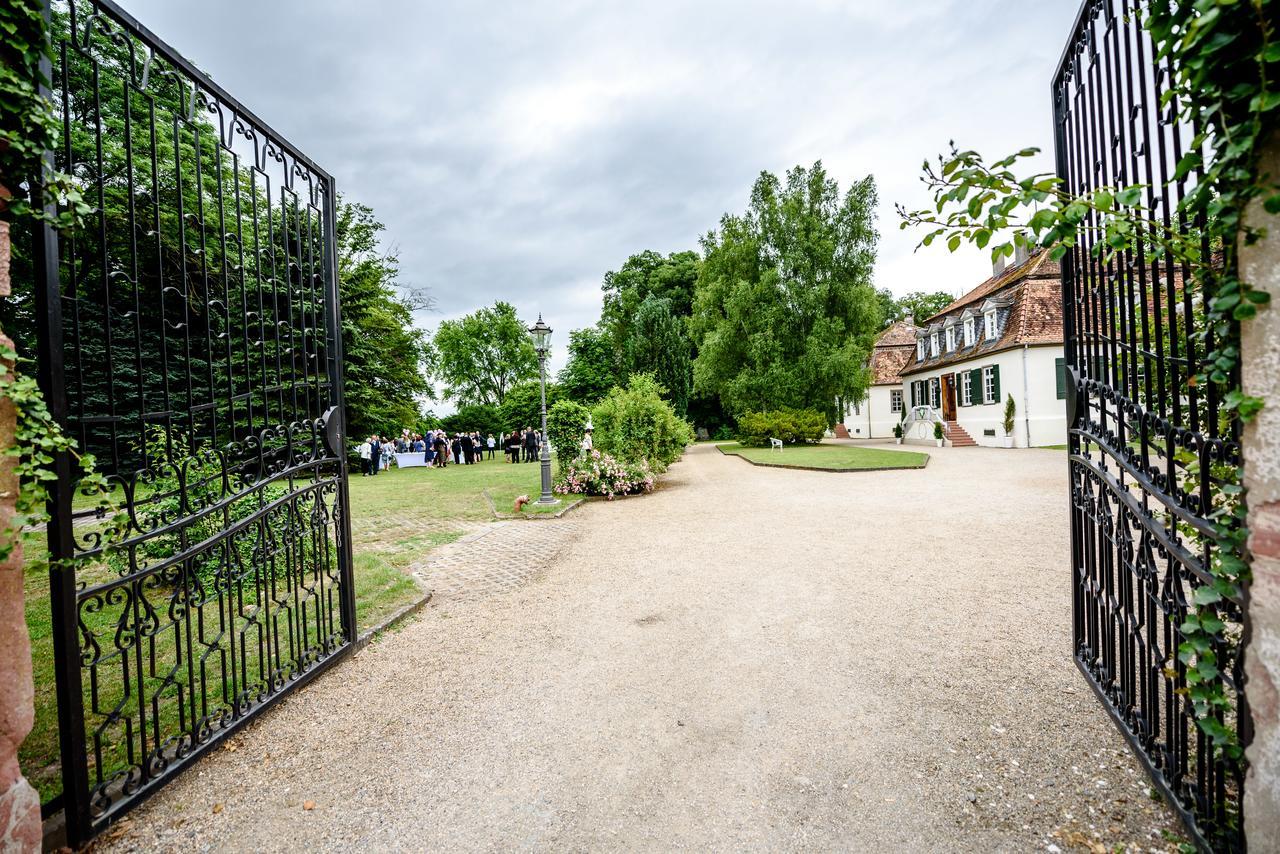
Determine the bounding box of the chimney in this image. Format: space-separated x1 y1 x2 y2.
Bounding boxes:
993 256 1006 277
1014 243 1031 266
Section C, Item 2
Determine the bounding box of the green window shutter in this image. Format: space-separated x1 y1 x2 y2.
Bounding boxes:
992 365 1001 403
910 382 916 407
1055 358 1066 399
970 368 983 404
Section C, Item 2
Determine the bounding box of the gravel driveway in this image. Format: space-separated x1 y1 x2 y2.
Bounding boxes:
101 442 1179 853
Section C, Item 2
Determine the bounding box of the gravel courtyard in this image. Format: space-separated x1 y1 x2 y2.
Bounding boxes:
102 442 1180 852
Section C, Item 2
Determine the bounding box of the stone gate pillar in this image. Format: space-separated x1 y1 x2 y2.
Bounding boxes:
1242 134 1280 849
0 212 41 851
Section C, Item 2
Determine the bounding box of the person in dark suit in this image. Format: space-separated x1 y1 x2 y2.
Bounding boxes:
370 436 382 476
451 435 462 465
461 433 474 464
522 426 535 462
432 432 447 467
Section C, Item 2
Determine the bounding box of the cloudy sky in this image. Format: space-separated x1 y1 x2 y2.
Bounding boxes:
126 0 1078 381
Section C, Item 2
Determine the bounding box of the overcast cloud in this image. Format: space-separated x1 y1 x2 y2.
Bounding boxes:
124 0 1079 389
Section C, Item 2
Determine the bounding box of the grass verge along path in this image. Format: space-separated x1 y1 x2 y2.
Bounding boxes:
717 442 928 471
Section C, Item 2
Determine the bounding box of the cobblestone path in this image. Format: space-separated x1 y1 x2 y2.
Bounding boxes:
411 519 584 602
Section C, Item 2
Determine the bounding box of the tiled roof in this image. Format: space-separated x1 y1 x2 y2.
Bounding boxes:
868 321 919 386
875 319 921 347
900 250 1063 378
871 345 913 385
922 250 1062 323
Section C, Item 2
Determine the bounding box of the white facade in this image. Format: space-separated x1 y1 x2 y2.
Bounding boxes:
841 384 904 439
900 344 1068 447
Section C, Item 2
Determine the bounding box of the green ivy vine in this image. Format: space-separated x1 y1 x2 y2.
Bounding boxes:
1 1 104 568
899 0 1278 762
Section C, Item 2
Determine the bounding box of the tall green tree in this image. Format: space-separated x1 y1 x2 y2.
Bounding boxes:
600 249 700 358
499 379 561 433
627 296 692 416
557 326 621 404
428 301 537 407
892 290 955 325
691 162 880 420
337 201 432 439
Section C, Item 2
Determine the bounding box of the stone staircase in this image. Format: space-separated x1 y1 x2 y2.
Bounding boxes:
945 421 977 447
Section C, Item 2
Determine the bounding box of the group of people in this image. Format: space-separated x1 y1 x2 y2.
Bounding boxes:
502 427 545 463
356 430 494 475
355 426 561 475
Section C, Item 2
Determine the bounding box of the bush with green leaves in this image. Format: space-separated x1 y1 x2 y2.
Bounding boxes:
439 402 503 438
590 373 694 471
1002 394 1016 436
499 379 561 433
547 399 590 458
933 421 945 441
736 407 826 446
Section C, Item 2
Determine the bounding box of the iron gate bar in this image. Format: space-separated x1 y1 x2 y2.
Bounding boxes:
32 0 356 845
1053 1 1247 850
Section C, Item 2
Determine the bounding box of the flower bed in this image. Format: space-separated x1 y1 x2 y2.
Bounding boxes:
554 450 655 499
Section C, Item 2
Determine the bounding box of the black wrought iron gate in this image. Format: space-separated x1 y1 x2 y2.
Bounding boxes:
31 0 355 843
1053 1 1245 849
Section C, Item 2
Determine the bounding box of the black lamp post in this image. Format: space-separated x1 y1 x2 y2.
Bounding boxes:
528 315 559 506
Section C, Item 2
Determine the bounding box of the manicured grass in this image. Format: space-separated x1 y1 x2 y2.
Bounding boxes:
717 442 928 471
20 455 557 804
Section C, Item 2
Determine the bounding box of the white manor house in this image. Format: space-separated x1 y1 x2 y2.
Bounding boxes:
841 249 1068 448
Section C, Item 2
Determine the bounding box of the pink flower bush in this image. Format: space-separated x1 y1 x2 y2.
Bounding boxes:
554 451 655 500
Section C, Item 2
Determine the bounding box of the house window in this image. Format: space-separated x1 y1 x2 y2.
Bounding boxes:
851 397 861 416
1055 357 1067 399
963 317 975 347
917 339 925 360
945 327 956 351
961 372 972 406
890 389 903 413
930 333 939 357
929 378 940 409
984 310 998 340
983 365 996 403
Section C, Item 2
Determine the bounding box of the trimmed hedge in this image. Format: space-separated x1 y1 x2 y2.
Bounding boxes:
736 407 826 446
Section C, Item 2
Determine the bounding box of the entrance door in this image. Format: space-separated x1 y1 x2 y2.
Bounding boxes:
941 373 957 421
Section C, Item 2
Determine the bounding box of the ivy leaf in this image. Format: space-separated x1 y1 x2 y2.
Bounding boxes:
1116 186 1144 206
1193 585 1223 606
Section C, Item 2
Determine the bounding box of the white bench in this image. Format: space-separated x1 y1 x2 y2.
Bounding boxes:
769 437 783 452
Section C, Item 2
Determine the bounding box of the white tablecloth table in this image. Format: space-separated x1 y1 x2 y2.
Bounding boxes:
395 452 431 468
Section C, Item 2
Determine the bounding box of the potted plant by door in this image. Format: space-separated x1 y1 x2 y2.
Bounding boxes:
1002 394 1016 448
893 423 903 444
933 421 945 448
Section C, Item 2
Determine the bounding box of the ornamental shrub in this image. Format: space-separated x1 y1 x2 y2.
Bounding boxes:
554 450 655 500
547 399 590 458
590 373 694 471
736 407 826 446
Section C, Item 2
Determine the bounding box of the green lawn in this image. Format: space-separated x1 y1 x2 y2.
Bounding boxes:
20 455 558 804
717 442 928 471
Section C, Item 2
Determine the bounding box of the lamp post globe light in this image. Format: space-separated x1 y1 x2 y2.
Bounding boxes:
528 315 559 506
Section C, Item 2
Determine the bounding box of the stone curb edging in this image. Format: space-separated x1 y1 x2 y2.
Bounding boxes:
353 589 435 654
481 489 585 520
715 444 930 473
